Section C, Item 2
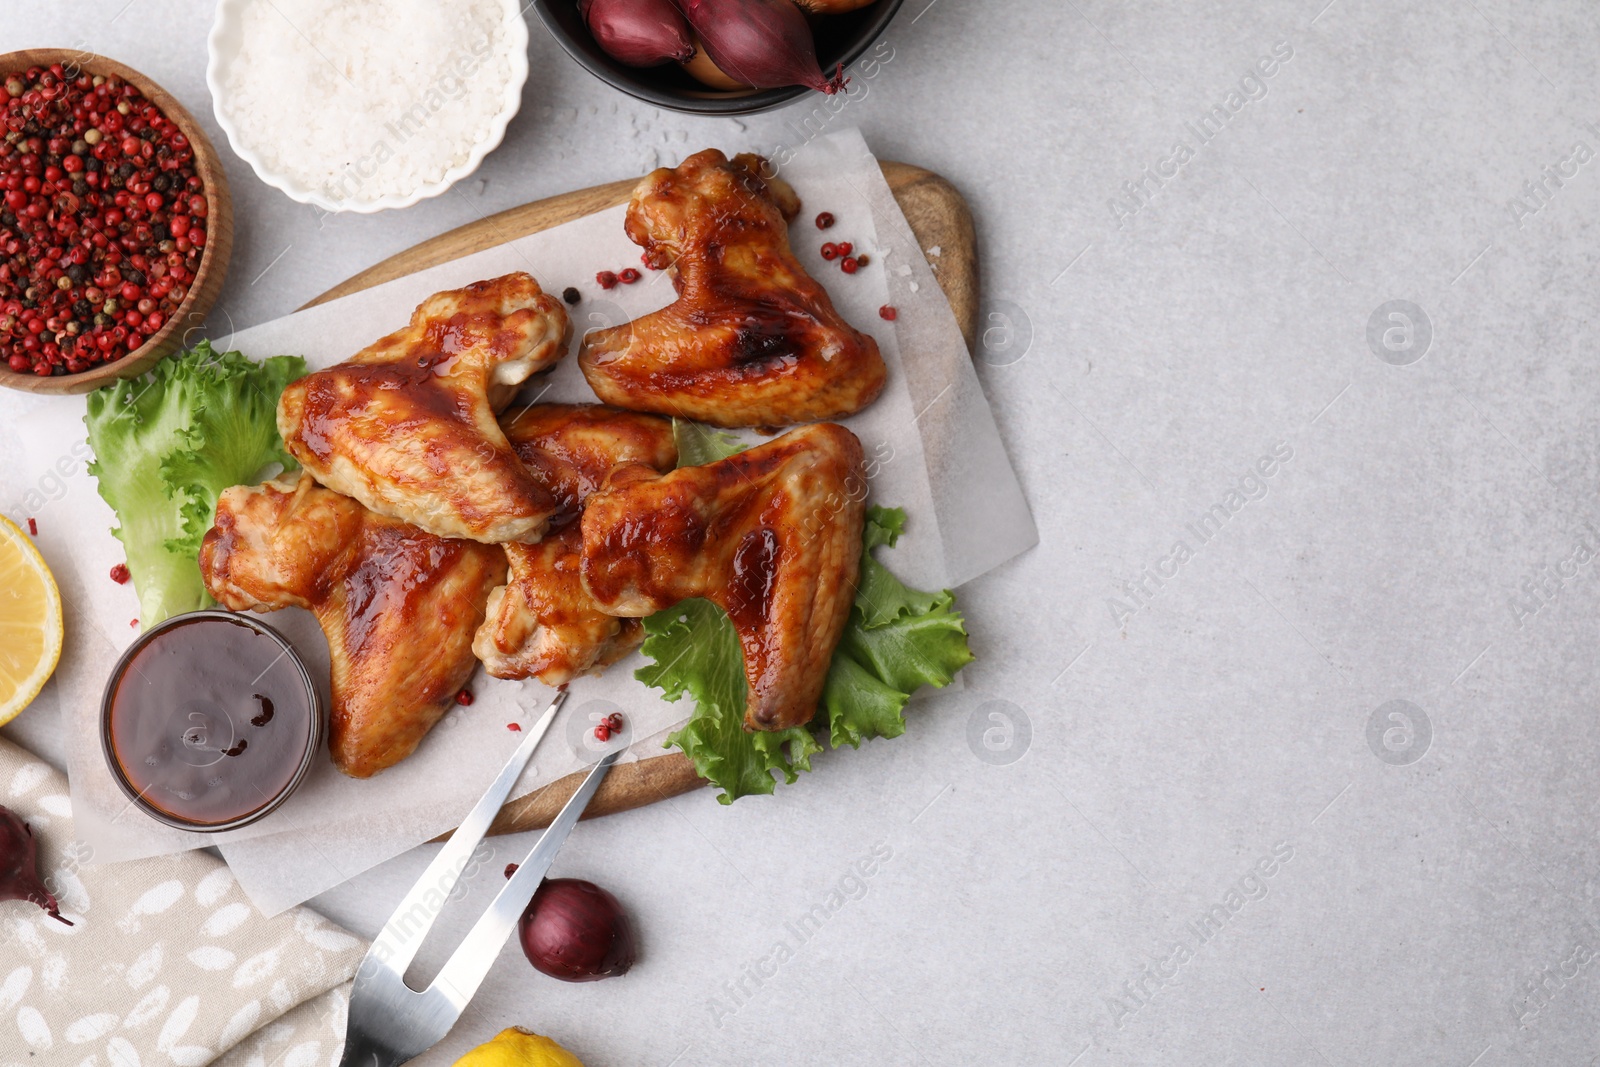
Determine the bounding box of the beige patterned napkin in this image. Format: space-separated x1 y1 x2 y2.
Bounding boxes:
0 737 364 1066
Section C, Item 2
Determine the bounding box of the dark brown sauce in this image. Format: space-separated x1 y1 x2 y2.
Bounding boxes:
108 617 314 827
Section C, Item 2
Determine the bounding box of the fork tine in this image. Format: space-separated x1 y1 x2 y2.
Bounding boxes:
364 688 568 977
430 750 619 1007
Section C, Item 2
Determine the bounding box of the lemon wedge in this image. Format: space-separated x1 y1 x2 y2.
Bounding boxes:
0 515 63 727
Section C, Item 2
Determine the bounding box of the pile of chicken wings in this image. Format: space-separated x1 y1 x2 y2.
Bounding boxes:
199 150 889 777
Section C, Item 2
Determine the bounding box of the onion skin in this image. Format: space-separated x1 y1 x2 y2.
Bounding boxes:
580 0 696 67
0 806 70 926
793 0 878 11
674 0 848 94
518 878 636 982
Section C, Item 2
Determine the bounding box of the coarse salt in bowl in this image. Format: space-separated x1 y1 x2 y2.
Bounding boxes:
207 0 528 213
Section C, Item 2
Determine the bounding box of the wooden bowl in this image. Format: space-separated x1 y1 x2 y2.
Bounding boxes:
0 49 232 395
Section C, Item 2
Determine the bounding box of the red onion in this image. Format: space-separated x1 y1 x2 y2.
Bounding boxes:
580 0 696 67
516 876 635 982
674 0 847 94
0 806 71 926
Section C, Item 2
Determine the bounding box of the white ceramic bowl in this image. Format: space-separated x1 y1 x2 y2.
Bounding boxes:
206 0 529 214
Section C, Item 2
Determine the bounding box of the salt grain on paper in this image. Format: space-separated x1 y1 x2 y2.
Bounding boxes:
221 0 515 204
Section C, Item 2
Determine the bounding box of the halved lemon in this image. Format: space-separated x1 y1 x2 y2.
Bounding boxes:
0 515 63 727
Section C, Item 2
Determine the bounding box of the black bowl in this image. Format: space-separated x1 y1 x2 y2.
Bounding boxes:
533 0 905 116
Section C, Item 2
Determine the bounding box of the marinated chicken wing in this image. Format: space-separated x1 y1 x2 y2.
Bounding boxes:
200 474 507 778
278 272 571 544
473 404 677 685
500 403 680 525
581 422 866 730
579 150 886 428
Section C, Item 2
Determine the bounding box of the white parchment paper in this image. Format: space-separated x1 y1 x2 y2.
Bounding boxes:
22 128 1035 914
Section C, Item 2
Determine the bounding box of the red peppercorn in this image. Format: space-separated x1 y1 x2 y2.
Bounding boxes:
841 256 859 274
26 518 37 535
605 712 624 731
618 267 640 284
835 242 853 257
820 242 839 261
455 689 474 706
855 253 870 267
593 723 612 742
596 270 618 290
879 305 897 320
110 562 130 583
815 211 835 229
507 722 522 732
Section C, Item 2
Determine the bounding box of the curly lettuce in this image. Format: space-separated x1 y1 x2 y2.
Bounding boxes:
84 341 305 628
636 423 974 802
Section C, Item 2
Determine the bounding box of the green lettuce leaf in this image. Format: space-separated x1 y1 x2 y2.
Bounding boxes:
825 508 973 748
639 600 822 802
84 341 305 628
637 423 973 802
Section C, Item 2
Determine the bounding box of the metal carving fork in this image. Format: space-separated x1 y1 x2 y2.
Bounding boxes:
338 688 618 1066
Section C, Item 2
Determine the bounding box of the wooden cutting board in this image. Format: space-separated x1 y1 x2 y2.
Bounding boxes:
303 160 978 835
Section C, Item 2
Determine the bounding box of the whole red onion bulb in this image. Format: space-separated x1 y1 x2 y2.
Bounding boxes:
579 0 696 67
518 878 636 982
675 0 847 94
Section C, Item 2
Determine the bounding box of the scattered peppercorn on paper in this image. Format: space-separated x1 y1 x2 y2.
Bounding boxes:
17 127 1034 914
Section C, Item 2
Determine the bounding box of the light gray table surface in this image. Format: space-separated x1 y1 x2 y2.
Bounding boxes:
6 1 1600 1064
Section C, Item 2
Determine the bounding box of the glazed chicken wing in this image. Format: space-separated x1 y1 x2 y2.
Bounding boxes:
278 272 571 544
499 402 681 524
579 150 887 429
473 404 677 685
476 526 644 687
200 474 507 778
580 422 866 730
